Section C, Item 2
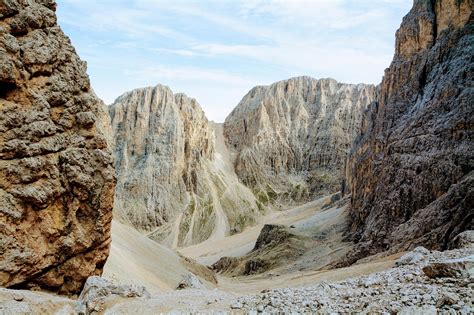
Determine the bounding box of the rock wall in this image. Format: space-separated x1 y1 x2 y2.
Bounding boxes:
0 0 115 294
109 85 263 247
345 0 473 259
224 76 376 203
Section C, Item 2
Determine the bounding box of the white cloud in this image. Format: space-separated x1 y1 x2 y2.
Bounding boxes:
58 0 194 42
57 0 412 122
122 64 260 87
238 0 388 30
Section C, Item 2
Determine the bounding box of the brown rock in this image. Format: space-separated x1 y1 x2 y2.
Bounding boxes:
344 0 473 259
422 255 474 279
211 224 307 276
0 0 115 294
253 224 294 251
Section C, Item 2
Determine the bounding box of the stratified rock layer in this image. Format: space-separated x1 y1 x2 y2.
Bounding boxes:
109 85 263 247
345 0 473 258
224 76 376 203
0 0 115 294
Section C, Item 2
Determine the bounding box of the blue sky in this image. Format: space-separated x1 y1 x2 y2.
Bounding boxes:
57 0 412 122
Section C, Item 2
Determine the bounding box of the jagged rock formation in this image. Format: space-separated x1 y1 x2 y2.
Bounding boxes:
224 76 376 203
0 0 115 294
344 0 473 259
109 85 264 247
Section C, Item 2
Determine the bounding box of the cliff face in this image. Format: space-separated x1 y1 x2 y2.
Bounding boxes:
224 76 376 203
345 0 473 257
0 0 115 294
109 85 263 247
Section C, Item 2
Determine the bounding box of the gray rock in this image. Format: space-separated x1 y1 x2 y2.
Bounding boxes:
76 111 97 128
396 251 426 266
230 301 243 309
450 231 474 250
437 291 460 307
398 305 437 315
76 276 150 315
176 273 206 290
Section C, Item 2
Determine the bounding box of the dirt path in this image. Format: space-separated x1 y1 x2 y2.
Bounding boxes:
170 212 183 249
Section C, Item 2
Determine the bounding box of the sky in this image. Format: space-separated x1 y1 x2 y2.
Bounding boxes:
56 0 412 122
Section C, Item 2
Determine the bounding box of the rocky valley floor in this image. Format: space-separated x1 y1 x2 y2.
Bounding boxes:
0 194 472 314
0 239 472 314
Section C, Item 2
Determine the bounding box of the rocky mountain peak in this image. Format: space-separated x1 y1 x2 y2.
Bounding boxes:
224 76 376 203
109 84 263 247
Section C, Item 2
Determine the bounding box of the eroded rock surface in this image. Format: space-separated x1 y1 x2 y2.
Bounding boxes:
224 76 376 203
109 85 263 247
344 0 474 260
75 276 150 315
0 0 115 294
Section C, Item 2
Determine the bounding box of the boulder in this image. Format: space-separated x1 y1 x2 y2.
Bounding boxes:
176 273 206 290
396 247 430 266
422 255 474 279
75 276 150 315
449 230 474 249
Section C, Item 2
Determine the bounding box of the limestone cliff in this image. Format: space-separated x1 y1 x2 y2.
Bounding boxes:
0 0 115 294
224 76 376 203
344 0 473 260
109 85 263 247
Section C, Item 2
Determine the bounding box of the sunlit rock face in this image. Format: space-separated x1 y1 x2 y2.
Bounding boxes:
224 76 376 204
343 0 473 261
109 85 263 247
0 0 115 294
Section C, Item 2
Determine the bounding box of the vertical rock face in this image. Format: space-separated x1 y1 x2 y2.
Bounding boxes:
224 76 376 203
109 86 214 232
110 85 263 247
0 0 115 294
345 0 473 257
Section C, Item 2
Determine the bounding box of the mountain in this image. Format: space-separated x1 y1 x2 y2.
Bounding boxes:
343 0 473 262
0 0 115 294
109 85 264 247
224 76 376 203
